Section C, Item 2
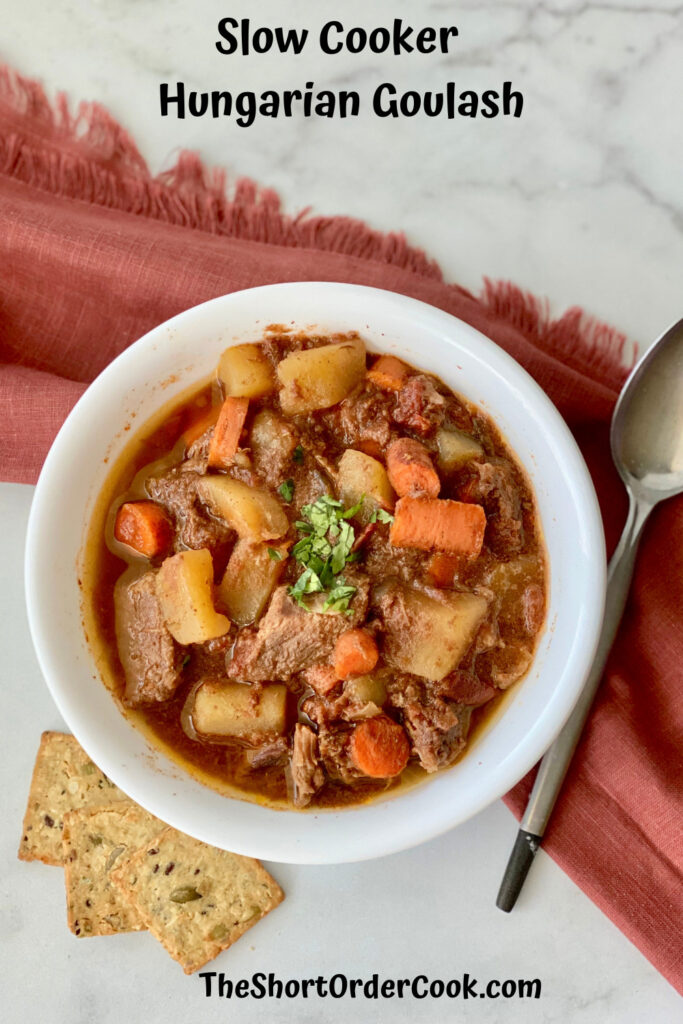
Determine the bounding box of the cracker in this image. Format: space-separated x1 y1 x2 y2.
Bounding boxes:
62 803 164 937
18 732 127 865
111 827 284 973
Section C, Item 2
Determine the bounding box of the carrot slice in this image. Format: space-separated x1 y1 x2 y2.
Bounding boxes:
182 404 220 447
334 629 379 679
367 355 410 391
427 552 462 587
386 437 441 498
114 501 173 558
390 495 486 558
350 716 410 778
208 397 249 469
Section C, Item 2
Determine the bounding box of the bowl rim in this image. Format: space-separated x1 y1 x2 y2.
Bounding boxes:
24 282 606 863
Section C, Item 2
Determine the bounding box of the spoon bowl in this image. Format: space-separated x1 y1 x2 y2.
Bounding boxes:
611 318 683 501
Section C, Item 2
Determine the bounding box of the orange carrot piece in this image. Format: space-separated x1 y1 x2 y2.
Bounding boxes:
350 716 410 778
334 629 379 680
427 552 462 588
390 496 486 558
208 397 249 469
367 355 410 391
114 501 173 558
386 437 441 498
182 404 220 447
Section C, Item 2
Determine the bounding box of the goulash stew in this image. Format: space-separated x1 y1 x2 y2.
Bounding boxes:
91 332 546 809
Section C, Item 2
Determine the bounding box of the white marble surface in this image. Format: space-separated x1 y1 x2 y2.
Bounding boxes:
2 2 682 1021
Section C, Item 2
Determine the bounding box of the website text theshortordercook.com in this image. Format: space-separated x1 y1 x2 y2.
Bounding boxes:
198 972 542 1002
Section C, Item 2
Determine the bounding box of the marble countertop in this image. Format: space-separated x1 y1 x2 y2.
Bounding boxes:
2 1 681 1021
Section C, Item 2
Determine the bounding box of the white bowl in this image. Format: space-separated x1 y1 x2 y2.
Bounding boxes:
25 282 605 864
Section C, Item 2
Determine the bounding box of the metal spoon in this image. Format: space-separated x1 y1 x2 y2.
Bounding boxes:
497 316 683 911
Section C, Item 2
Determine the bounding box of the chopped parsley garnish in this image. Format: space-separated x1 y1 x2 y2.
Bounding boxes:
323 581 358 614
287 494 363 612
370 507 394 525
288 566 324 603
278 479 295 503
292 445 305 464
267 547 283 561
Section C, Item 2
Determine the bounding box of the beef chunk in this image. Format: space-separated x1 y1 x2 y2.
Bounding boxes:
246 736 289 770
301 664 340 696
301 692 337 728
404 699 470 772
290 724 324 807
439 670 497 707
317 725 360 784
184 633 234 688
186 427 257 484
338 384 395 450
479 645 532 689
203 634 233 655
114 570 182 707
260 332 305 365
250 411 298 490
461 459 524 556
473 617 500 655
388 676 472 772
249 409 333 513
351 522 376 553
302 691 382 728
291 463 329 517
184 427 213 469
146 468 233 557
444 397 475 434
392 375 445 436
363 528 424 584
227 576 370 682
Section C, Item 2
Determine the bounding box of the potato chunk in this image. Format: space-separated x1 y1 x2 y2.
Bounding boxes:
344 674 387 706
378 585 488 680
155 549 230 645
338 449 395 521
277 337 365 414
218 343 274 398
218 539 289 626
197 476 289 541
250 409 297 465
436 428 483 472
189 680 286 738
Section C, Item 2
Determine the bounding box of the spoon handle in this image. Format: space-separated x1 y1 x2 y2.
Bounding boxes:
496 492 652 912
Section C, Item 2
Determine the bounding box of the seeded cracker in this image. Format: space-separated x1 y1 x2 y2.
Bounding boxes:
63 803 164 937
18 732 127 865
111 827 284 973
